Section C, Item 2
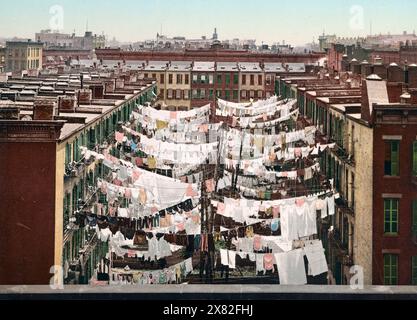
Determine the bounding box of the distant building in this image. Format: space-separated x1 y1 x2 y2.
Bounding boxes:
0 46 6 72
5 40 43 73
35 30 106 50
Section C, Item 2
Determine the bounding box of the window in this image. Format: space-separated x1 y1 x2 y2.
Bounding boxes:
200 89 206 99
233 73 239 85
225 90 230 100
160 74 165 84
250 75 255 86
209 90 214 99
176 74 182 84
241 90 247 99
233 90 238 100
192 89 198 99
159 88 165 98
225 74 231 85
258 75 263 86
383 254 398 285
412 200 417 236
192 74 198 83
88 128 96 149
384 199 399 234
413 141 417 176
184 90 189 100
185 74 189 85
167 89 173 99
258 90 263 99
63 193 71 231
266 75 272 86
73 138 80 162
65 143 72 166
250 90 255 99
242 75 247 85
208 74 214 84
412 256 417 285
384 141 399 176
216 90 221 98
176 89 181 99
217 74 222 85
168 74 173 84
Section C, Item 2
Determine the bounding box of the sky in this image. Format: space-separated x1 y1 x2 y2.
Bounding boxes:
0 0 416 46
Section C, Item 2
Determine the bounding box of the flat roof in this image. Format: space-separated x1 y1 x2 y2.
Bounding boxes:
192 61 215 72
239 62 262 72
168 61 192 71
217 62 239 72
144 61 169 71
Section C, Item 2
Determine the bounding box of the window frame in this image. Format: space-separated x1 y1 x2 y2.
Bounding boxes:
384 198 399 235
383 254 398 285
384 140 400 176
412 256 417 285
412 141 417 176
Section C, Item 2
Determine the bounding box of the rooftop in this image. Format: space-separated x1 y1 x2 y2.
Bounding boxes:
216 62 239 72
192 61 215 72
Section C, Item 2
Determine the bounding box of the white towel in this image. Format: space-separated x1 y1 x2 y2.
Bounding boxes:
275 249 307 285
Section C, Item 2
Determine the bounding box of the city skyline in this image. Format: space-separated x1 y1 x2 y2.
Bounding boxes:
0 0 416 46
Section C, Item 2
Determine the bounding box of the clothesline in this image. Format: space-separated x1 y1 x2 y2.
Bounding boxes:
217 96 279 110
217 98 294 117
139 104 211 122
233 109 300 129
109 257 193 285
220 239 328 284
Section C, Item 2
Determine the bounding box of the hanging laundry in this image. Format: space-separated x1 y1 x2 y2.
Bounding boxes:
327 195 335 216
115 132 125 143
205 179 215 193
275 249 307 285
303 240 328 277
263 254 275 272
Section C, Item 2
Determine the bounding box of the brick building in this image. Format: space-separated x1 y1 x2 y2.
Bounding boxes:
95 47 325 64
5 40 43 73
0 70 156 285
279 63 417 285
191 61 216 108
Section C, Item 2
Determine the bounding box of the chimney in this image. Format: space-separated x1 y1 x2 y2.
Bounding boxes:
33 98 56 120
0 103 20 120
350 58 360 74
360 60 372 78
407 89 417 104
408 64 417 88
341 54 349 72
387 63 404 83
105 80 116 93
90 84 104 99
115 78 125 89
58 95 76 113
361 74 389 122
76 89 92 105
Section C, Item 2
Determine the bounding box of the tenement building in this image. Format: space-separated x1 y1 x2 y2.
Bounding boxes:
279 62 417 285
84 59 310 110
0 69 156 284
